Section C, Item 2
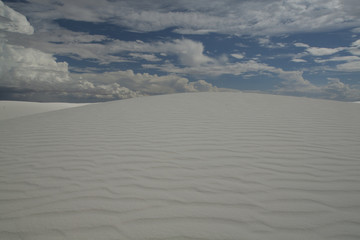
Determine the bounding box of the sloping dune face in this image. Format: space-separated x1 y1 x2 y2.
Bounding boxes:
1 92 360 240
0 101 89 121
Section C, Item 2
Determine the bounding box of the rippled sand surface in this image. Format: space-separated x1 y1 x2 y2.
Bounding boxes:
1 92 360 240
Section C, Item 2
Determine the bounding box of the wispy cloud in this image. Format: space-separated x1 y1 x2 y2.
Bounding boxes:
5 0 360 36
336 60 360 72
129 53 162 62
314 56 360 63
231 53 245 60
291 58 307 63
294 43 344 56
294 39 360 72
307 47 345 56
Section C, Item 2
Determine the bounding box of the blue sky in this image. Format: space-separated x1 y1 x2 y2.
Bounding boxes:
1 0 360 102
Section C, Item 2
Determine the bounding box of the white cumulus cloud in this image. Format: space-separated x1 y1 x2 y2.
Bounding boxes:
0 2 220 102
0 42 70 90
167 39 214 66
0 1 70 96
0 0 33 34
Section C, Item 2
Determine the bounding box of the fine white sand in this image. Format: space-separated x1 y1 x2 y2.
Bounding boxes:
1 92 360 240
0 101 89 121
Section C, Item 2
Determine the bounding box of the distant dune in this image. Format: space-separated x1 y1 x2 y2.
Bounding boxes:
0 101 89 121
1 92 360 240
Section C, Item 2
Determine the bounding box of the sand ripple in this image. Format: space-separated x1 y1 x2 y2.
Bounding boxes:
1 92 360 240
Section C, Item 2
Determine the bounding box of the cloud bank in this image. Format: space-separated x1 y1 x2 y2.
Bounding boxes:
8 0 360 36
0 39 219 101
0 1 220 102
1 0 360 102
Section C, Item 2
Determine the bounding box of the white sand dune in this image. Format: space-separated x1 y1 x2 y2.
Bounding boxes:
1 92 360 240
0 101 89 121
